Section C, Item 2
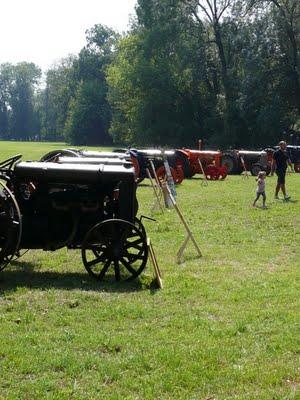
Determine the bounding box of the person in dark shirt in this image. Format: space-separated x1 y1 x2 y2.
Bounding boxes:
272 141 293 200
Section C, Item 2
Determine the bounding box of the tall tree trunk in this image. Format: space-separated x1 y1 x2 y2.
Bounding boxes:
285 26 300 113
213 23 236 145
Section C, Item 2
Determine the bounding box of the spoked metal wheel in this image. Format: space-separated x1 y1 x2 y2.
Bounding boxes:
219 165 228 180
221 154 239 174
134 217 147 239
174 153 192 178
82 219 148 282
130 155 141 181
0 182 22 271
294 163 300 173
250 163 263 176
204 165 220 180
155 166 184 185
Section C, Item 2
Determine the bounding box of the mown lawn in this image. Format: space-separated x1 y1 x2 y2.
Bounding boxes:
0 141 299 399
0 140 114 161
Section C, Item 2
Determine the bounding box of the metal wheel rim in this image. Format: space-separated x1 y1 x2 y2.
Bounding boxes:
0 181 22 271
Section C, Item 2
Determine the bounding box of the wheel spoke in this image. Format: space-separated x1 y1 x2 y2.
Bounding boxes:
86 253 107 268
127 244 143 252
120 226 132 242
124 231 138 239
120 257 137 276
92 248 105 258
86 243 107 251
127 253 145 262
98 259 112 280
114 260 121 281
125 238 143 249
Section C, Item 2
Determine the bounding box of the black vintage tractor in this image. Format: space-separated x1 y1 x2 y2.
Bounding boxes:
0 155 148 282
284 145 300 173
222 149 273 176
41 148 185 184
128 149 184 184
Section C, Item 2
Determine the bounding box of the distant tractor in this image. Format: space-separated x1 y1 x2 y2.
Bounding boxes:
174 148 228 180
283 145 300 173
129 149 184 184
221 149 274 176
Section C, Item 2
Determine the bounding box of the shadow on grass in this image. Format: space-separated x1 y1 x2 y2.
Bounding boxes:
189 177 227 182
186 177 204 181
176 253 203 264
0 261 150 294
137 182 151 188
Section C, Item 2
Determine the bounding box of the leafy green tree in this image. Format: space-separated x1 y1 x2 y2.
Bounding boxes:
64 80 111 145
229 0 300 146
64 24 118 145
40 56 77 141
0 63 13 138
247 0 300 114
8 62 41 140
182 0 247 145
109 0 298 148
108 0 221 146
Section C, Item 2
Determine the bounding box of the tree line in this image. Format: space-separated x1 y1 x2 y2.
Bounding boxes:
0 0 299 148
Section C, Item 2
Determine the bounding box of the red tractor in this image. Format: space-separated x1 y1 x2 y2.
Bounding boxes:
174 148 228 180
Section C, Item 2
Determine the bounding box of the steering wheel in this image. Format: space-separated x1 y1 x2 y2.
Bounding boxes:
0 154 22 170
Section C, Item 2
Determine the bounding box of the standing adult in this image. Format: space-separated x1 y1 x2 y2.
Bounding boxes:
272 141 293 200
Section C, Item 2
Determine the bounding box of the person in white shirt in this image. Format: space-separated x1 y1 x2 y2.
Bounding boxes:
253 171 266 208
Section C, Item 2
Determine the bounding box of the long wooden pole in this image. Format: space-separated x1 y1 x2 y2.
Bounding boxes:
149 160 161 188
240 156 249 178
147 238 163 289
162 182 202 262
146 168 164 212
198 159 208 186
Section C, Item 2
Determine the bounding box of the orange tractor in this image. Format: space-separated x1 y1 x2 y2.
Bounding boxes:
129 147 227 182
174 144 228 180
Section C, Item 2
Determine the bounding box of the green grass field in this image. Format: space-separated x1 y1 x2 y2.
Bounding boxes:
0 140 114 161
0 141 299 399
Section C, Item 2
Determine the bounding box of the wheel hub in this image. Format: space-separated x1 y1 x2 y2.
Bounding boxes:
113 243 123 258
